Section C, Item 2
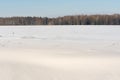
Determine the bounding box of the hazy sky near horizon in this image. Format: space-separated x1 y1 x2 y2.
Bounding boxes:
0 0 119 17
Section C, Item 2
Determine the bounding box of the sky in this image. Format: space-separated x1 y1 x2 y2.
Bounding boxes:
0 0 119 17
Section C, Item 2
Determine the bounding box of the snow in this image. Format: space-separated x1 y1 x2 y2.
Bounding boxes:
0 25 120 80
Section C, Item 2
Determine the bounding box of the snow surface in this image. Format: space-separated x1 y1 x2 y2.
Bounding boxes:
0 26 120 80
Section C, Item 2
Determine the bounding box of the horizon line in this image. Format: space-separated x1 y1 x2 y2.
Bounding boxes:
0 13 120 18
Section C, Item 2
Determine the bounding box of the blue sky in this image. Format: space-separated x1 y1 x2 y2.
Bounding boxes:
0 0 119 17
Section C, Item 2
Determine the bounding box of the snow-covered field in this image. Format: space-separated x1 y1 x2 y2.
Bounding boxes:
0 26 120 80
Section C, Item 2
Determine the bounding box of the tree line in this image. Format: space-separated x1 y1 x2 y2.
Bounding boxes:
0 14 120 25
